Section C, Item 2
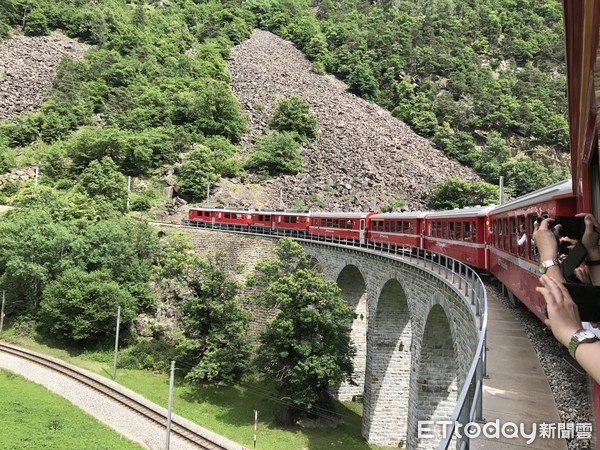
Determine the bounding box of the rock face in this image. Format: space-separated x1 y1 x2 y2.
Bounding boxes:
227 29 481 211
0 31 88 120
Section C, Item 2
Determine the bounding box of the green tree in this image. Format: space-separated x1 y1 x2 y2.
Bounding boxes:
178 145 220 199
75 157 128 213
269 95 317 142
501 155 554 197
0 208 85 313
474 131 511 182
40 269 136 343
245 131 302 176
23 8 49 36
176 252 252 384
248 239 355 425
429 176 498 210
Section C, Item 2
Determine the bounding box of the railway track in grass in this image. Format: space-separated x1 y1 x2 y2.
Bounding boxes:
0 342 243 450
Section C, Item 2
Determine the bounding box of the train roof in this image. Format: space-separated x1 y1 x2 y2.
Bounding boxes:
490 179 573 215
370 211 430 220
310 211 374 219
425 205 496 219
189 206 310 215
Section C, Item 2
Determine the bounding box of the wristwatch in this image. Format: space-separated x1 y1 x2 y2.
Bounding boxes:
568 328 599 358
539 258 560 274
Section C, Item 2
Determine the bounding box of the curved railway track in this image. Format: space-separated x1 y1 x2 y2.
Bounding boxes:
0 342 236 450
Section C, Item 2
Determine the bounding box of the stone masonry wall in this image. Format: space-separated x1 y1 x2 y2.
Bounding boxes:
176 229 481 449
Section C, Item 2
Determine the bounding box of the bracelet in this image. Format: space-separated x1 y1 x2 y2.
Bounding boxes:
586 259 600 266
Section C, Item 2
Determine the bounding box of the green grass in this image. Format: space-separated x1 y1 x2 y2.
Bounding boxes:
0 369 142 450
2 333 389 450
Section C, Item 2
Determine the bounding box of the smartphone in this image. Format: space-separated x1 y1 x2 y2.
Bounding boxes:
555 216 586 240
562 283 600 322
561 241 588 279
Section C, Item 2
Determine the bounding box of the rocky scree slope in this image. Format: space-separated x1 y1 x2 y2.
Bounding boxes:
226 29 481 212
0 31 88 119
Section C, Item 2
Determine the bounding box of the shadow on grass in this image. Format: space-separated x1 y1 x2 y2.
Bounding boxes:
180 379 379 450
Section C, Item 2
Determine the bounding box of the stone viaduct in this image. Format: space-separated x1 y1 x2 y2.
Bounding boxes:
179 227 482 450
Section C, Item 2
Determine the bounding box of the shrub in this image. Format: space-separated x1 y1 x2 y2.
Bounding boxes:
269 95 317 142
23 9 49 36
244 131 302 176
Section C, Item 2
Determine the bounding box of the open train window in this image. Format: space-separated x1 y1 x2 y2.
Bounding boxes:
527 215 539 260
442 222 448 239
497 220 503 249
456 222 462 241
509 217 516 253
409 222 414 234
449 222 454 240
463 222 471 241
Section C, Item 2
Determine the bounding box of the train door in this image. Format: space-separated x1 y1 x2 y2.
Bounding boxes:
360 219 366 244
211 211 216 225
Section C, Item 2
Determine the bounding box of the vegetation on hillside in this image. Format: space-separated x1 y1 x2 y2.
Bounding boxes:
245 0 569 197
0 0 576 433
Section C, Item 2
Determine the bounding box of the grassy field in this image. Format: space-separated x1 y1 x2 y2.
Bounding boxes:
2 334 389 450
0 369 142 449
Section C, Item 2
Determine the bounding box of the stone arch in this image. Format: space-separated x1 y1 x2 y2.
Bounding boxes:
414 304 459 449
362 278 412 447
333 264 368 401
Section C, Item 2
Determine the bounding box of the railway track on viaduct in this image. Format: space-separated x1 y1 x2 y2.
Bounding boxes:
0 342 237 450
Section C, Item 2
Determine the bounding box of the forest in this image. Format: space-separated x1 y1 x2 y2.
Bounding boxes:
0 0 571 424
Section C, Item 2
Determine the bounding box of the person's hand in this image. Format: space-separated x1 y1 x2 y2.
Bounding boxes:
574 266 592 284
576 213 600 259
536 275 582 347
533 218 558 261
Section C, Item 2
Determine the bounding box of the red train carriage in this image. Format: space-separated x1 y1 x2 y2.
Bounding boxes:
188 206 252 228
423 205 494 270
488 179 576 321
309 211 376 244
270 211 311 235
368 211 429 249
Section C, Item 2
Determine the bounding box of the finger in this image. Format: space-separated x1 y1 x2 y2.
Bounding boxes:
544 276 565 303
544 318 551 328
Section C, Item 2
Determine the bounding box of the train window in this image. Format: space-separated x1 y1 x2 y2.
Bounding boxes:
503 219 509 250
472 221 477 242
528 215 539 260
508 217 515 253
334 219 339 228
456 222 462 241
258 215 263 221
327 219 333 227
449 222 454 240
389 221 395 232
291 216 297 224
463 222 471 241
321 219 326 226
239 214 245 219
266 215 271 221
384 221 390 232
409 222 414 234
442 222 448 239
224 213 231 219
348 220 354 228
403 221 410 233
284 216 290 223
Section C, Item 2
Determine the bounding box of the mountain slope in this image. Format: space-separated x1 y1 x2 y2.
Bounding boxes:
227 29 481 211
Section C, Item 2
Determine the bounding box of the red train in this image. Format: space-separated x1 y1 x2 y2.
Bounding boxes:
186 178 576 325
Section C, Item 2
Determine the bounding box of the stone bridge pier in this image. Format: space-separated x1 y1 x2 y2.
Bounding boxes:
301 243 479 450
